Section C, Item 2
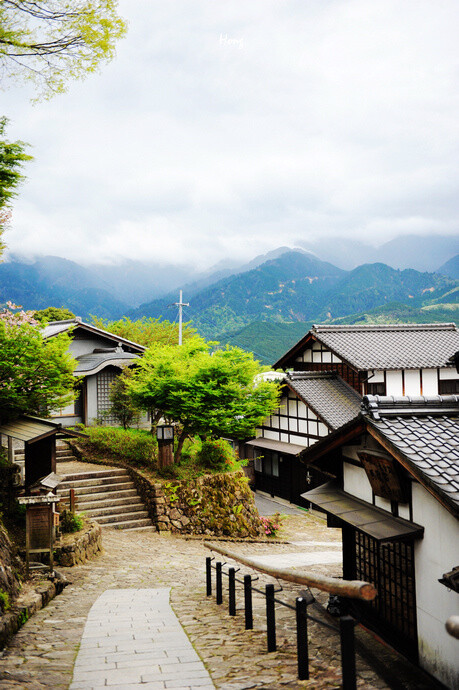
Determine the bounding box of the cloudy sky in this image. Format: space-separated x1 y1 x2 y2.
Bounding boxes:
2 0 459 268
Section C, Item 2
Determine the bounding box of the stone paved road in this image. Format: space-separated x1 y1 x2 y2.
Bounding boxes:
0 511 440 689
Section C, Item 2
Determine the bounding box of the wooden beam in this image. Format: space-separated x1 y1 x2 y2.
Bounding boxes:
204 541 377 601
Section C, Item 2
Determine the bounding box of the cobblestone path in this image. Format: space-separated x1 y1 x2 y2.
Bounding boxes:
0 512 436 689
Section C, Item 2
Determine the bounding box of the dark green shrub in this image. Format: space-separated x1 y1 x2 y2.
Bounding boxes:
196 438 235 471
60 510 84 533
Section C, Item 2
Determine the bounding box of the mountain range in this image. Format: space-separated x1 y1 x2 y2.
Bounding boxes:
1 236 458 363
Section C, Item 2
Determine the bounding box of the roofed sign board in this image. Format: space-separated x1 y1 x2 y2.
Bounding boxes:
358 451 408 502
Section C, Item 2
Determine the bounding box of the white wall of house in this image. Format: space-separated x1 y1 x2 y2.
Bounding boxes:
86 375 99 425
256 391 329 449
412 486 459 689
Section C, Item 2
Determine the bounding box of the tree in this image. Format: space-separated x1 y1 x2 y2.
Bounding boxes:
0 117 32 256
128 336 281 462
91 315 197 348
34 306 76 323
0 304 76 423
0 1 127 98
107 366 141 429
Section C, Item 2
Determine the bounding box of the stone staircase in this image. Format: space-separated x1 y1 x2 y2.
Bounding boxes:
57 467 155 531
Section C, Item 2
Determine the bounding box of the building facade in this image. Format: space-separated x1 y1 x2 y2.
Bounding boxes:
42 318 146 427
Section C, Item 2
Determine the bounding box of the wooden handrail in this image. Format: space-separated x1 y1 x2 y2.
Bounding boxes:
204 541 377 601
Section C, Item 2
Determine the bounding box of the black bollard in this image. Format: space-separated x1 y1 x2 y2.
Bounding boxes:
265 584 276 652
228 567 236 616
216 561 223 605
340 614 356 690
206 557 212 596
296 597 309 680
244 574 253 629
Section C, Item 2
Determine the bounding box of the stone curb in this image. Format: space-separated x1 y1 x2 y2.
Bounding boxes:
0 577 65 650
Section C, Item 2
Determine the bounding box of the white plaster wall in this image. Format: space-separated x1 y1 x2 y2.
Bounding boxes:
262 430 279 441
369 370 385 383
421 369 438 395
343 463 373 503
86 375 98 425
404 369 421 396
439 368 459 380
412 485 459 688
386 370 403 396
287 434 308 448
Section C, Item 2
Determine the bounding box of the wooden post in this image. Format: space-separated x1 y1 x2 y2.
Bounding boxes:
7 436 13 464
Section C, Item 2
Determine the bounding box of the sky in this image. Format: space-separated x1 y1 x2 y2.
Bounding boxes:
2 0 459 269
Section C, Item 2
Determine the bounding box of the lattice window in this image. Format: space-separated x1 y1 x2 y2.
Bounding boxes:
97 369 118 425
354 532 417 656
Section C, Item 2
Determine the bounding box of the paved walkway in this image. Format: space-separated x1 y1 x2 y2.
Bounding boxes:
0 483 441 690
70 589 214 690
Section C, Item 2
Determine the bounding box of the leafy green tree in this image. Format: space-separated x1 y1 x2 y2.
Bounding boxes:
0 1 127 98
0 117 32 256
107 366 141 429
0 308 76 423
34 306 76 324
91 315 197 348
128 336 281 462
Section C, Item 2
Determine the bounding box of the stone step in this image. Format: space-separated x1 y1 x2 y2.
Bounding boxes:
102 517 153 530
58 475 132 490
81 502 145 519
61 492 140 509
57 481 136 497
56 466 154 531
94 510 150 525
14 448 75 460
59 468 128 482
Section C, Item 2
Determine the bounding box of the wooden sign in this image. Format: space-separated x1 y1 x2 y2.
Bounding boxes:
27 504 52 550
358 452 407 502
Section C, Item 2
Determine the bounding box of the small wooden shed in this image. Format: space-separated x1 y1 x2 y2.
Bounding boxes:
0 415 85 489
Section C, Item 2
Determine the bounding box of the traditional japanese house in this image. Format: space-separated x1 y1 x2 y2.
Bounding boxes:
274 323 459 397
301 394 459 689
245 372 361 505
42 318 146 426
246 323 459 504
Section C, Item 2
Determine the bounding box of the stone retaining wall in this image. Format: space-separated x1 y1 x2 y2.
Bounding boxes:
126 468 265 538
55 521 102 566
0 577 64 649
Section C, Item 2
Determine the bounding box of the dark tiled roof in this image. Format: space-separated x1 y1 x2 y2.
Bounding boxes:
286 372 361 430
74 351 139 374
43 319 145 352
311 323 459 370
363 395 459 515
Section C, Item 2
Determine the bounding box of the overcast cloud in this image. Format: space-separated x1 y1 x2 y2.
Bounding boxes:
2 0 459 268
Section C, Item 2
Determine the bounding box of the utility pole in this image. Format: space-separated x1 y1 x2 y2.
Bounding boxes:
175 290 189 345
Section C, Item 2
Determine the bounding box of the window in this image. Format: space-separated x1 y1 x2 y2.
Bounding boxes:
367 382 386 396
438 379 459 394
254 450 279 477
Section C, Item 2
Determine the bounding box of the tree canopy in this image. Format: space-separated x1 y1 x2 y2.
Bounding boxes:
34 306 76 323
0 0 127 98
91 316 197 348
128 336 281 461
0 117 32 256
0 305 76 422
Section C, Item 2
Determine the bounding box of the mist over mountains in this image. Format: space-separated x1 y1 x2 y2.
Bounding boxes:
1 234 458 362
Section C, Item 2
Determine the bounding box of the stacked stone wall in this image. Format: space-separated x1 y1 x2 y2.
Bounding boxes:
126 468 265 538
54 521 102 566
0 521 22 601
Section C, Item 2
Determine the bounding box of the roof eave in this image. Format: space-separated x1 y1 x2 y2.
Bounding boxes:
366 420 459 520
